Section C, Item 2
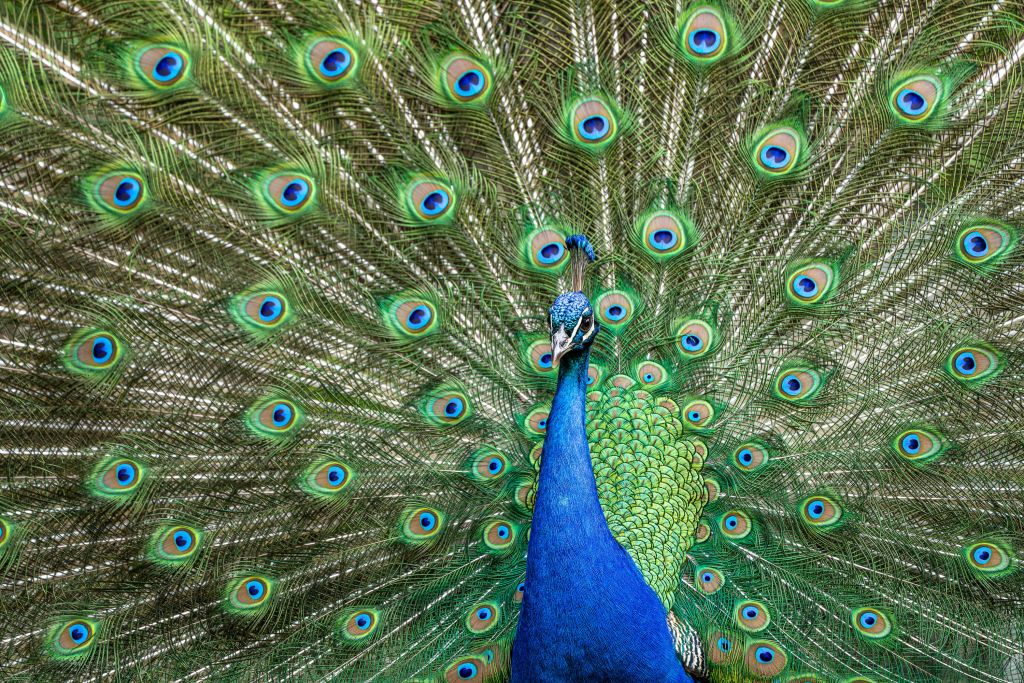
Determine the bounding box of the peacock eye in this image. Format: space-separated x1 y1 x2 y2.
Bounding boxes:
581 314 593 331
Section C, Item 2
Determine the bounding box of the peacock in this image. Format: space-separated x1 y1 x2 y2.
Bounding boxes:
0 0 1022 681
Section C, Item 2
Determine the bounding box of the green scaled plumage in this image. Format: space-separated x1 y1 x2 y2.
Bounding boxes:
0 0 1022 681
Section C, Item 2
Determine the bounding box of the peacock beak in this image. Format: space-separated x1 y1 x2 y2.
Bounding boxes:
550 326 572 367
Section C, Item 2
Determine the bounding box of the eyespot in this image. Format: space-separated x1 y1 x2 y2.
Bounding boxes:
244 293 287 329
679 7 728 62
889 76 941 123
851 607 892 639
719 510 751 539
527 340 555 374
735 600 770 632
567 96 618 151
136 45 189 88
956 224 1014 266
150 524 201 564
695 566 724 594
893 427 943 462
525 407 549 435
786 263 835 304
523 227 570 271
263 172 315 214
588 363 604 387
733 442 768 472
744 641 787 678
704 476 721 504
596 291 634 328
638 211 690 259
446 657 485 683
513 580 525 603
466 603 499 633
683 400 714 429
752 127 802 176
482 520 516 552
774 368 822 402
470 450 508 482
514 479 534 512
91 457 144 498
443 54 492 105
0 518 9 550
947 346 999 382
93 171 146 214
50 619 97 659
302 460 353 497
307 38 358 84
408 179 456 222
693 522 710 543
65 330 124 376
248 399 301 437
676 319 713 358
424 387 471 426
636 361 666 388
707 630 742 665
402 506 444 542
228 576 272 611
800 495 842 528
387 296 439 338
339 607 380 644
964 540 1013 576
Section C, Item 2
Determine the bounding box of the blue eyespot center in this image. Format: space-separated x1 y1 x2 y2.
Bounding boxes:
419 513 436 530
973 546 993 564
320 48 351 77
327 465 345 486
173 530 193 550
258 296 283 322
355 613 370 629
725 515 738 529
782 375 802 396
744 606 759 619
91 336 113 363
69 625 88 644
901 434 921 454
445 398 463 416
793 275 818 297
643 373 654 382
897 88 927 116
688 28 721 55
755 646 774 663
808 501 825 519
115 463 136 485
578 115 609 141
650 228 679 250
114 178 141 207
539 352 553 368
246 580 264 599
487 458 502 473
281 180 310 207
476 608 492 620
421 190 450 216
272 403 293 427
859 612 878 628
537 241 564 264
537 419 547 429
760 145 790 169
716 636 731 652
458 663 478 679
497 525 510 539
605 304 625 321
406 305 431 330
454 69 484 97
702 572 713 583
964 231 989 257
154 53 183 81
682 334 703 351
688 410 701 421
738 449 753 465
586 374 594 385
955 352 977 375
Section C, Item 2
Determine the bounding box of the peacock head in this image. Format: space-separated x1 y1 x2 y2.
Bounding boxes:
548 234 599 366
548 291 599 365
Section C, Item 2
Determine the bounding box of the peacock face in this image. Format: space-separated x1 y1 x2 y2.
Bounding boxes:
547 291 599 365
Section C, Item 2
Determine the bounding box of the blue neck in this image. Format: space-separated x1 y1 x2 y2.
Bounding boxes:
511 348 693 682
